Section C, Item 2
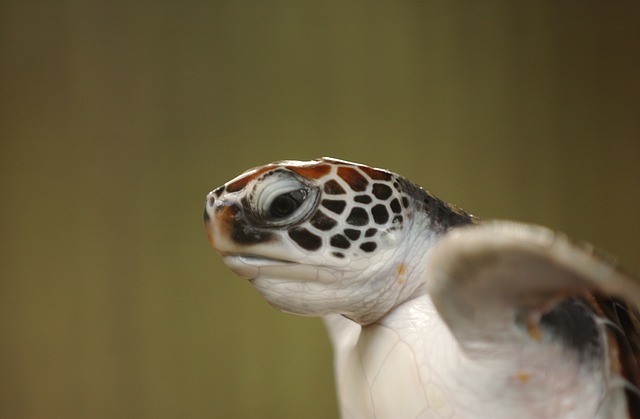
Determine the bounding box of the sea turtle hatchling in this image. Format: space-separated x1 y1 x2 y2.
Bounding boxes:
204 157 640 418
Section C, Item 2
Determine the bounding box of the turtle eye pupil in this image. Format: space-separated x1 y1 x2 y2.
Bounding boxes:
269 190 305 218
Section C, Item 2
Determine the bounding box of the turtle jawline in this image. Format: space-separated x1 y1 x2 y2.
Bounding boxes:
224 254 296 267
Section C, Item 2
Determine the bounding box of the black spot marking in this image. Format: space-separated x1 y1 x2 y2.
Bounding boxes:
402 196 410 208
344 228 361 240
332 251 345 258
346 207 369 226
207 196 216 207
365 228 377 237
232 224 273 245
371 204 389 224
393 182 401 191
360 242 377 252
390 198 401 214
310 210 337 231
322 199 346 214
372 183 393 200
324 179 346 195
355 195 373 204
330 234 351 249
393 215 403 225
289 228 322 251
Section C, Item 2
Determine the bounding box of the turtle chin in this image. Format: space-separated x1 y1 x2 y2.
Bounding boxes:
247 266 345 317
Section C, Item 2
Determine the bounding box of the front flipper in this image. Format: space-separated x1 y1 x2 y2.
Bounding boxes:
428 222 640 347
428 221 640 406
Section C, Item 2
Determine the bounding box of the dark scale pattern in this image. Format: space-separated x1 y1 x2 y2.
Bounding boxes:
346 207 369 226
332 251 345 258
288 227 322 251
344 228 361 240
390 198 401 214
372 183 393 200
402 196 410 208
330 234 351 249
365 228 377 237
324 179 346 195
371 204 389 224
310 210 338 231
355 195 373 204
360 242 377 252
322 199 347 214
393 215 403 225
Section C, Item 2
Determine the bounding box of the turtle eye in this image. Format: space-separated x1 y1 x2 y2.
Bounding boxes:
269 190 306 218
249 169 318 226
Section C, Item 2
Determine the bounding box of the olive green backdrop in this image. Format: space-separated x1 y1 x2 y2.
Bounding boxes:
1 2 639 418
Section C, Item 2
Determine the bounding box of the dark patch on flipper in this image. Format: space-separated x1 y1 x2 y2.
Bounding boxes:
541 294 640 417
539 297 603 361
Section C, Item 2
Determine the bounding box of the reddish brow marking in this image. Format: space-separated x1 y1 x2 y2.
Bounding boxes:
337 166 368 192
359 165 392 181
287 163 332 179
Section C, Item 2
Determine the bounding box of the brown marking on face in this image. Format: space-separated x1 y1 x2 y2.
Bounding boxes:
288 163 332 179
225 166 273 192
324 179 347 195
217 202 274 245
359 165 393 181
217 204 239 239
337 166 368 192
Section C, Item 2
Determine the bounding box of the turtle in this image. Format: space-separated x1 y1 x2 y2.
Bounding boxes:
203 157 640 418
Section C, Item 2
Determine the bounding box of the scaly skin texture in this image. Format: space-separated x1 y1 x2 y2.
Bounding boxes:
204 158 639 418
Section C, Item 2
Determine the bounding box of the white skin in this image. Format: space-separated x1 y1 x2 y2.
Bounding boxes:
205 158 638 419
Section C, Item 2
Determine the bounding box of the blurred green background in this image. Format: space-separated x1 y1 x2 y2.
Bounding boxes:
1 2 639 418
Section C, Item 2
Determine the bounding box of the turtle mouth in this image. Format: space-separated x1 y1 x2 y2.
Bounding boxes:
222 254 296 279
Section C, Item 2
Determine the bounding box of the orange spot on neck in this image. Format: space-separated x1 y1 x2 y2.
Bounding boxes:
396 263 407 275
516 371 530 383
396 263 407 285
527 323 542 341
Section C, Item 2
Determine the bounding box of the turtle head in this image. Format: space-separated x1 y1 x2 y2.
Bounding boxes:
204 157 470 324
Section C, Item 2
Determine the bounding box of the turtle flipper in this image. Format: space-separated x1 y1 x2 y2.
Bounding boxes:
428 221 640 354
428 221 640 416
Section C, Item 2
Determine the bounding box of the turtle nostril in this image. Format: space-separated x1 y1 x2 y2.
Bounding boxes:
208 196 216 207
